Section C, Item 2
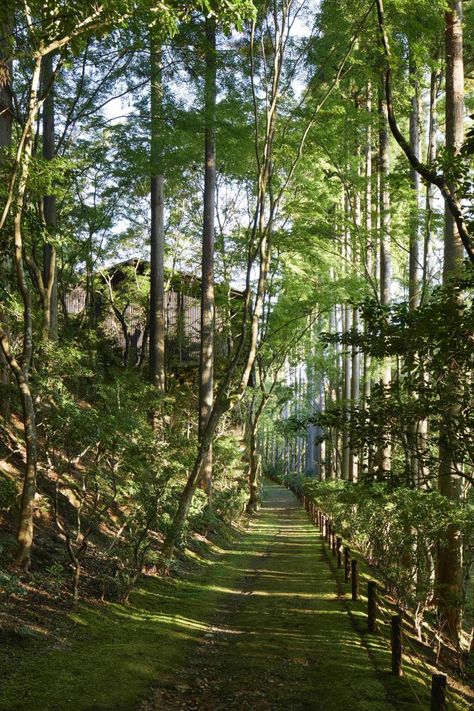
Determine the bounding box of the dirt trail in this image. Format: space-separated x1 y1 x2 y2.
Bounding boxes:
140 480 391 711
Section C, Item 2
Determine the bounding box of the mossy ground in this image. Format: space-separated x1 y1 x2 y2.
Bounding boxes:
0 480 468 710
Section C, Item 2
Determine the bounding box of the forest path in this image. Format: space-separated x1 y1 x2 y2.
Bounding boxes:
141 479 392 711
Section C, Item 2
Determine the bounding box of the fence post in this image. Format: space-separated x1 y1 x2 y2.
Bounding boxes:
430 674 447 711
337 537 342 569
367 581 377 632
391 615 403 677
351 559 359 601
325 519 330 542
331 526 336 556
344 547 350 583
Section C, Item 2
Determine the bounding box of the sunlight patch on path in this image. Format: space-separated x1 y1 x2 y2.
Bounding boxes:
140 479 394 711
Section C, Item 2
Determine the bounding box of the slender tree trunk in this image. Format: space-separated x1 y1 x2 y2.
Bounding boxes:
342 300 351 481
350 306 360 482
0 9 13 423
149 39 166 392
325 306 336 479
161 7 285 565
421 69 439 303
378 82 392 476
42 51 58 340
435 0 465 643
379 89 392 307
335 303 343 478
199 17 217 504
246 410 261 514
0 334 38 570
362 84 372 476
443 2 465 276
408 58 420 311
349 146 361 483
342 202 351 481
407 54 425 487
0 53 43 570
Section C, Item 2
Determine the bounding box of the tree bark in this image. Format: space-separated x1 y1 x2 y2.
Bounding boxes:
199 17 217 504
421 68 439 303
342 206 351 481
161 7 287 565
0 7 13 423
407 54 427 487
246 408 261 514
149 39 166 392
443 3 465 277
378 82 392 477
0 53 43 569
349 146 361 483
362 83 372 476
435 0 465 644
42 51 58 340
408 58 420 311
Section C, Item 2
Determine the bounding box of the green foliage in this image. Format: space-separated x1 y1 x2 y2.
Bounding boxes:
279 472 473 614
312 268 474 485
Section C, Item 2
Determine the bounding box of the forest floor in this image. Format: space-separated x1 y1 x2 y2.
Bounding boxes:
1 480 472 710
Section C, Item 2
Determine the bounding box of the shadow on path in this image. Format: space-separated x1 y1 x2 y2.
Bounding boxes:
140 480 392 711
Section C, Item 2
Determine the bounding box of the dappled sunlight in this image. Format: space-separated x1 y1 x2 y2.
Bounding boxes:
2 481 445 711
135 482 405 711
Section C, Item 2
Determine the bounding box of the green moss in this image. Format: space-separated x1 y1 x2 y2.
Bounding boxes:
0 542 245 710
319 517 470 710
1 480 463 710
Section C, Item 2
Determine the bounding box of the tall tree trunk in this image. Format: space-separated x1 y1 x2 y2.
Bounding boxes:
407 55 426 487
0 53 43 569
349 306 360 482
42 52 58 340
378 82 392 476
379 89 392 307
161 5 285 565
408 58 420 311
349 145 361 483
342 200 351 481
443 2 465 276
342 300 351 481
421 68 439 303
149 39 166 392
246 397 265 514
362 83 372 476
0 7 13 423
435 0 465 643
335 303 343 478
199 17 217 504
0 12 12 149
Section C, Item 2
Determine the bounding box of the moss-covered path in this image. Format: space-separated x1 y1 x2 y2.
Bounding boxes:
2 480 413 711
141 480 391 711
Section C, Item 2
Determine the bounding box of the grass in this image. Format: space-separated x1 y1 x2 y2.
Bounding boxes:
1 479 466 710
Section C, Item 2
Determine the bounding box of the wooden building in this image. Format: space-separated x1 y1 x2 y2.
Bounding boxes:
64 258 244 368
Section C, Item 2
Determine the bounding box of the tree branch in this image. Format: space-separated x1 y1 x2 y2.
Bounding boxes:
375 0 474 263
